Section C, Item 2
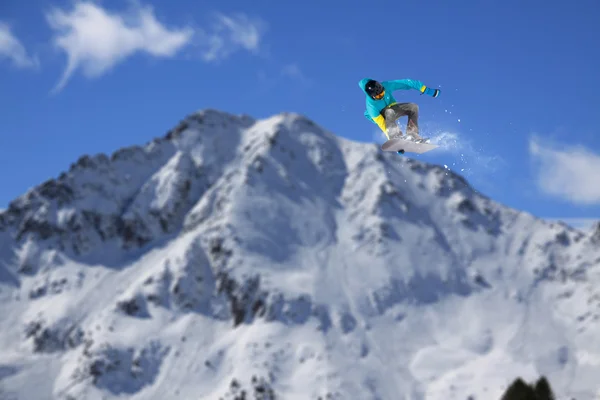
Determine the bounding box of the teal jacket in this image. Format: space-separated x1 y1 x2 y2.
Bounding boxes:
359 77 426 132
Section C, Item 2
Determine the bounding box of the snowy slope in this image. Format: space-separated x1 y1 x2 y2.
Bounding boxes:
1 109 600 400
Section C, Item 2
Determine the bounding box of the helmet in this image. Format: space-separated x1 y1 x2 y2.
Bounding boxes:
365 80 384 100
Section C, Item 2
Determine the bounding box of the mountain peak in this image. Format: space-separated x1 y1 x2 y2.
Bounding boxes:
1 109 599 399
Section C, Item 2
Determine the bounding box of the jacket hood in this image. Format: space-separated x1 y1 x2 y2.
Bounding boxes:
358 78 374 94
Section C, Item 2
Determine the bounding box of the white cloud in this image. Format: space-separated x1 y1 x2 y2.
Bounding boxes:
529 135 600 205
0 23 38 69
46 2 194 92
198 13 265 62
280 63 312 87
281 63 304 79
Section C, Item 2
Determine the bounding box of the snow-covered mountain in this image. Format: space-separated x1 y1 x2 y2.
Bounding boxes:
1 109 599 400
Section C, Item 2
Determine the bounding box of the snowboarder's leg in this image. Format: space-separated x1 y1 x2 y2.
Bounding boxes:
382 103 420 140
383 108 403 140
391 103 420 139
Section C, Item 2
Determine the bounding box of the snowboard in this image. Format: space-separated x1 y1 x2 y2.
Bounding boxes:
381 137 439 154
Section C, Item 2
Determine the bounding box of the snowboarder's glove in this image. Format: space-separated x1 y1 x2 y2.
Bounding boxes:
421 86 440 98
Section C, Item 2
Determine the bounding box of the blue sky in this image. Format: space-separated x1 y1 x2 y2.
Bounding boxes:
1 0 599 228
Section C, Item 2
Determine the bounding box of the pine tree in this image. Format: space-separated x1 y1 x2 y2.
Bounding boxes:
500 376 557 400
534 377 556 400
501 378 537 400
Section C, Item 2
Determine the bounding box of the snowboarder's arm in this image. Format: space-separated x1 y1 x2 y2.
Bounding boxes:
365 108 386 132
383 79 426 92
384 79 441 97
372 115 386 132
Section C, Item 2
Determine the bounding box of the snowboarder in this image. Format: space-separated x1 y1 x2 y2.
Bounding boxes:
359 78 440 141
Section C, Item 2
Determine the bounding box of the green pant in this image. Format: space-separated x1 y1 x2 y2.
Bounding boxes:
382 103 420 140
